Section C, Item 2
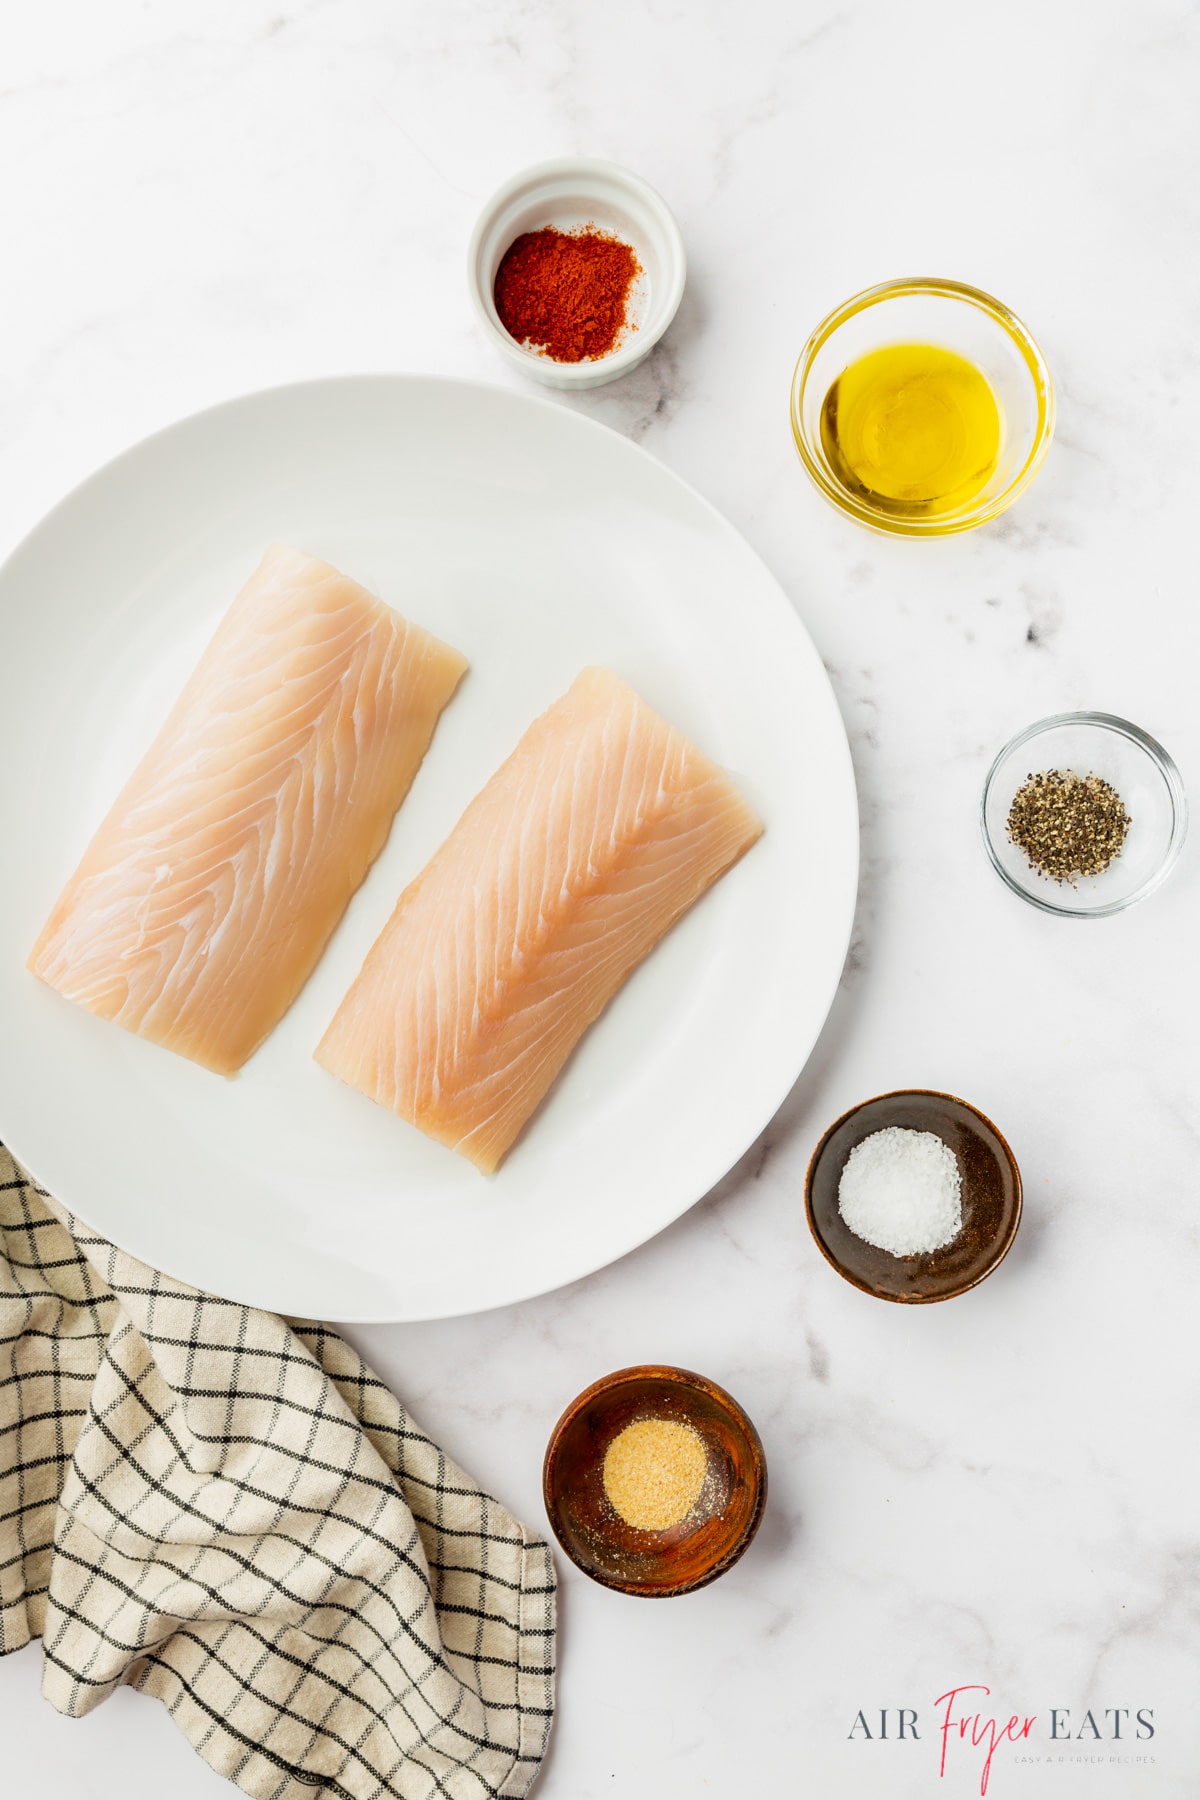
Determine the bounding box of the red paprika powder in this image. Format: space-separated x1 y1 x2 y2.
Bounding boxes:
493 226 641 364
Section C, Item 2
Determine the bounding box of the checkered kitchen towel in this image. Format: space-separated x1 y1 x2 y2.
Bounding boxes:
0 1145 555 1800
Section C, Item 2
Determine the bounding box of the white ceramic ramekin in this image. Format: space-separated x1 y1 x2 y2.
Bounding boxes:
467 157 686 390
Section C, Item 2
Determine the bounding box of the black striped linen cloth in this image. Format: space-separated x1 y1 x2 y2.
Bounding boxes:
0 1144 556 1799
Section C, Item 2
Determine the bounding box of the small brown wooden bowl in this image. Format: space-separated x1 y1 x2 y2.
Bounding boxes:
542 1365 767 1597
805 1089 1022 1303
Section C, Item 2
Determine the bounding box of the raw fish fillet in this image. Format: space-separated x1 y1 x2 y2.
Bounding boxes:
28 545 468 1074
315 667 763 1172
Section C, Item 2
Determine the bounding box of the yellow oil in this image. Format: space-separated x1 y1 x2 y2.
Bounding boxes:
820 343 1002 519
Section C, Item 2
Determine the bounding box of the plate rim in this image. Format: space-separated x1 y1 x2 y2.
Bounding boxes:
0 372 859 1321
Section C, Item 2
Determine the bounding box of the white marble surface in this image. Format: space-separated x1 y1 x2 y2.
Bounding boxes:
2 2 1199 1797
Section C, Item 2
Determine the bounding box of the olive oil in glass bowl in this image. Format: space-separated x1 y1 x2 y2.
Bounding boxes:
791 278 1054 536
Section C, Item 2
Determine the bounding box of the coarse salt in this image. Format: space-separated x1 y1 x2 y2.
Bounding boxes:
837 1126 962 1257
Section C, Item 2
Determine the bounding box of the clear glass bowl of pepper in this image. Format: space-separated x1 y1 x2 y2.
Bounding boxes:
981 712 1187 917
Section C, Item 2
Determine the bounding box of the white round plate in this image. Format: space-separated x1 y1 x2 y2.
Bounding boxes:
0 377 857 1322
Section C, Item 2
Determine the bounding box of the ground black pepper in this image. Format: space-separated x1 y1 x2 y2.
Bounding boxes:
1006 768 1131 885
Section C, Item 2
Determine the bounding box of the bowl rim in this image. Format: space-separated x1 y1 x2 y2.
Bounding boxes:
804 1087 1024 1304
789 275 1056 536
541 1362 767 1596
465 155 687 388
980 710 1188 918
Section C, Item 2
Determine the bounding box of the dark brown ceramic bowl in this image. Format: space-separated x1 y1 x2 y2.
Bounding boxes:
805 1090 1022 1303
542 1365 767 1597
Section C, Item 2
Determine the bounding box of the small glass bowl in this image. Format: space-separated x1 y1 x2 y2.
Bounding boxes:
981 713 1187 917
790 277 1054 536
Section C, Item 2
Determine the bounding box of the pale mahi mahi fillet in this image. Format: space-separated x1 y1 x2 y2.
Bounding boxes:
28 544 468 1074
315 667 763 1173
